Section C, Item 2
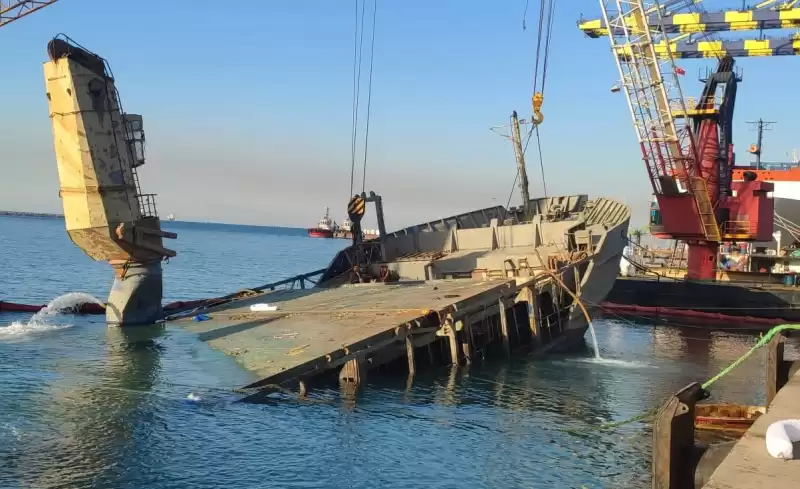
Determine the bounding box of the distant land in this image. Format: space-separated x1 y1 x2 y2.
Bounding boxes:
0 210 64 218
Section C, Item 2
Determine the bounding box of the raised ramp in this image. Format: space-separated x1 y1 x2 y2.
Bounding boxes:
173 279 517 393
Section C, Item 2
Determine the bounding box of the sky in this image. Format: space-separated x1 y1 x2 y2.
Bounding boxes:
2 0 799 230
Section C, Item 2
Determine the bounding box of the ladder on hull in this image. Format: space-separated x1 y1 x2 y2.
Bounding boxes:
690 177 721 242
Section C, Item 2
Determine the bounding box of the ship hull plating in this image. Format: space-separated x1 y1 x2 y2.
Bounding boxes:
318 194 630 349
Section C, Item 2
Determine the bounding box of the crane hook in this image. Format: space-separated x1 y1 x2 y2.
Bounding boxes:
531 92 544 126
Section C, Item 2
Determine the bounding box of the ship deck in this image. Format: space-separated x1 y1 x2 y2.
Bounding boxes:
172 278 536 399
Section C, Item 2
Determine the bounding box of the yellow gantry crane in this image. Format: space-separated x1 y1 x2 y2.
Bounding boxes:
0 1 58 28
582 0 800 57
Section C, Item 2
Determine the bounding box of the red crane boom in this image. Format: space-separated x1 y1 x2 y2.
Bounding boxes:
0 1 58 29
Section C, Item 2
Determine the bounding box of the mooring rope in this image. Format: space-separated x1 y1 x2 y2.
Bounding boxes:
564 323 800 435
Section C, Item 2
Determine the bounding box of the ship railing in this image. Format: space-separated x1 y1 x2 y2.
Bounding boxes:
669 95 724 117
251 268 326 292
136 193 159 219
720 220 758 240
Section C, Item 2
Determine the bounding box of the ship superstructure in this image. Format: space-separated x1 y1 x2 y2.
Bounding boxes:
307 207 334 238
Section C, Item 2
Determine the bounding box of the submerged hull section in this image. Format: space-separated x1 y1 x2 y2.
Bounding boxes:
168 194 630 395
564 199 630 337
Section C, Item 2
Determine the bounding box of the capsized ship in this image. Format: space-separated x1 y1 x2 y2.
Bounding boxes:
317 193 631 347
162 191 630 396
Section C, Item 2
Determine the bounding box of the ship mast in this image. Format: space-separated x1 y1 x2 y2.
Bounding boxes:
510 110 531 219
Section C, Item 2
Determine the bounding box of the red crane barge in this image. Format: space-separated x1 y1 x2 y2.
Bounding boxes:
600 3 774 281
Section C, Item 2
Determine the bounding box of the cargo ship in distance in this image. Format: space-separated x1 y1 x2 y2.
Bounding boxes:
731 122 800 250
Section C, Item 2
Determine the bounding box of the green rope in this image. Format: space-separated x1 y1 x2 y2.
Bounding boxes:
701 323 800 389
564 323 800 436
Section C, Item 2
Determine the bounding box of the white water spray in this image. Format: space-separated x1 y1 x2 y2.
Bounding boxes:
587 321 601 360
0 292 103 338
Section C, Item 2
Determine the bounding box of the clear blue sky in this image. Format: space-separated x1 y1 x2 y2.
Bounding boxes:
2 0 798 229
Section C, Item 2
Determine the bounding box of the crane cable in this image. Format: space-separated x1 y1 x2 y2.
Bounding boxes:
506 0 556 210
348 0 378 198
349 0 367 197
360 0 378 194
529 0 556 199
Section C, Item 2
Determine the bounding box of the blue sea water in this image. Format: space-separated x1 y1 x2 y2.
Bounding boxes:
0 216 766 488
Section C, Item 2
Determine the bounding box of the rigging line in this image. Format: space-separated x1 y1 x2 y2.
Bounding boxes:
534 125 548 198
349 0 367 197
531 0 547 92
522 0 530 30
361 0 378 194
537 0 554 197
539 0 556 93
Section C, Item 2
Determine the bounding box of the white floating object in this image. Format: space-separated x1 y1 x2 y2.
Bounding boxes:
186 393 202 402
765 419 800 459
250 303 278 312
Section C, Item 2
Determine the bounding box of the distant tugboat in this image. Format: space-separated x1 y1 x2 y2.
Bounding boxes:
332 216 380 240
307 207 334 239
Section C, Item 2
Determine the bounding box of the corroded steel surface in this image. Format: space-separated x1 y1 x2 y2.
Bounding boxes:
175 279 516 386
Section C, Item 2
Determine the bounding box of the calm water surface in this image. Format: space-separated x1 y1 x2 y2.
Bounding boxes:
0 216 770 488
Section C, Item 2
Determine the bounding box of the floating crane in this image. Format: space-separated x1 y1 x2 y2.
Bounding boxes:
593 0 777 280
43 37 177 325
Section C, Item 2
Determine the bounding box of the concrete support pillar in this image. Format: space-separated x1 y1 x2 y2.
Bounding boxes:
106 261 164 326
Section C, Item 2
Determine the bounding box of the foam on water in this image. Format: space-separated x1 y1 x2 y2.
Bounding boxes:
0 292 102 338
569 357 657 369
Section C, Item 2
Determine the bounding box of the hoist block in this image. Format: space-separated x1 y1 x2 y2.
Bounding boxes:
531 92 544 125
347 195 366 223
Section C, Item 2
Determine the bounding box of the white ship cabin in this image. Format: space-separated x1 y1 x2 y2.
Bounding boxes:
317 208 333 230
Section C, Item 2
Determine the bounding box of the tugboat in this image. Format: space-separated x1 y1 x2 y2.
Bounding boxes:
333 215 380 240
307 207 334 239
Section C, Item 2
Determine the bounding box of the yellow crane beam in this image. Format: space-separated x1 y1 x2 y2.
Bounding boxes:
580 1 800 38
619 34 800 58
0 1 58 29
